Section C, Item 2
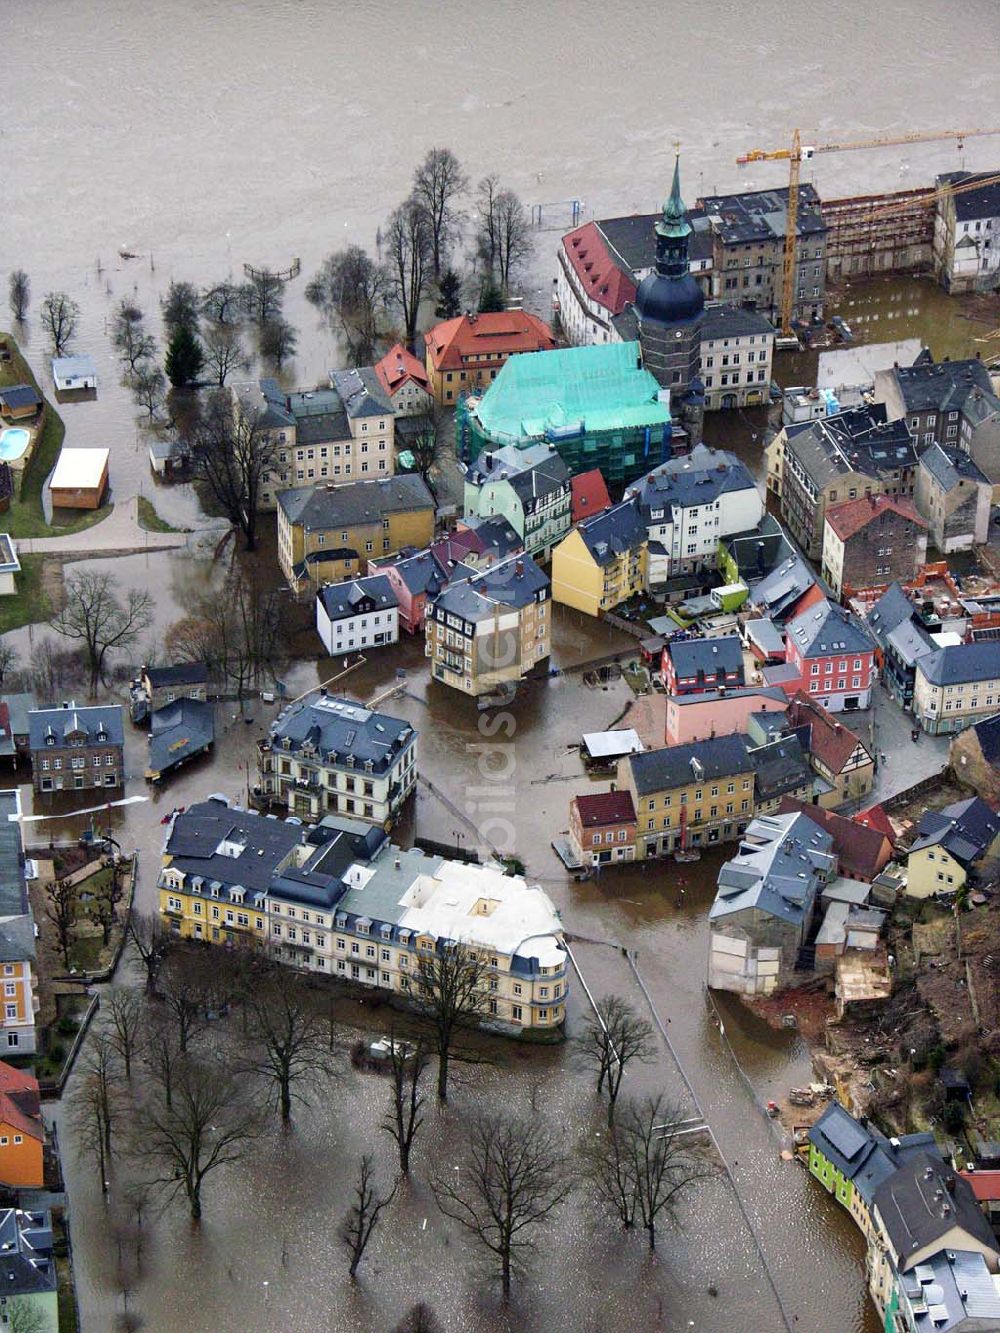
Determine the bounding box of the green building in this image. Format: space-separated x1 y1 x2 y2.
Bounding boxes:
457 341 674 488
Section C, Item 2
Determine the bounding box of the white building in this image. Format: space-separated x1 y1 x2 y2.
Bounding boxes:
51 356 97 392
0 535 20 597
316 575 399 656
934 171 1000 294
623 444 764 586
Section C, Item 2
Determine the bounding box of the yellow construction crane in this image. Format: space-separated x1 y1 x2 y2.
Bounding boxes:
736 128 1000 336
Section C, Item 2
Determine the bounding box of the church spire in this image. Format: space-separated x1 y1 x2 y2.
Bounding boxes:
657 148 692 242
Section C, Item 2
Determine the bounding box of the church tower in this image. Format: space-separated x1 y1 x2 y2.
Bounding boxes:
634 153 705 398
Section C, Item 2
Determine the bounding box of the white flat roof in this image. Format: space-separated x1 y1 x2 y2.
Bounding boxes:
50 448 109 490
582 729 644 759
816 340 922 392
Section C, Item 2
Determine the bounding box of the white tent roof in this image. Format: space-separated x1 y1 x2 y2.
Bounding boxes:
582 729 644 759
50 448 109 490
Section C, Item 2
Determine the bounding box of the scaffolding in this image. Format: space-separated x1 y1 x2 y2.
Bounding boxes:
824 187 936 280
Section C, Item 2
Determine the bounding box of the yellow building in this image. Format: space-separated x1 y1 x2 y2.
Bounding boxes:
905 796 1000 899
423 312 556 406
551 500 647 617
276 475 436 590
619 735 757 859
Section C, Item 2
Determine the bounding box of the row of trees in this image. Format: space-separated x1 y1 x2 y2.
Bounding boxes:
75 925 713 1310
307 147 533 359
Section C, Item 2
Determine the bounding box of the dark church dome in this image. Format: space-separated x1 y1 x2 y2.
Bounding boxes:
635 270 705 326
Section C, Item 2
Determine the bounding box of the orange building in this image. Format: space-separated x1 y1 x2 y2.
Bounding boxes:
0 1062 45 1188
423 311 556 404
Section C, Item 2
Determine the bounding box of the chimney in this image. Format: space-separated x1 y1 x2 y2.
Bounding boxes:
515 560 524 576
285 396 291 412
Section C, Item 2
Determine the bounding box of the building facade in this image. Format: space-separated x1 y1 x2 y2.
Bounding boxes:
373 343 433 417
316 576 400 656
0 792 38 1057
785 600 876 713
276 474 435 590
551 500 647 617
27 704 124 794
567 790 638 867
914 442 992 553
463 443 572 561
664 686 788 747
254 693 417 827
425 556 550 697
661 635 745 696
933 172 1000 293
821 494 927 600
160 798 568 1035
913 643 1000 735
424 311 556 405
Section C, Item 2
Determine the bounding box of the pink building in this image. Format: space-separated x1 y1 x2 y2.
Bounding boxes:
664 686 788 746
784 599 876 713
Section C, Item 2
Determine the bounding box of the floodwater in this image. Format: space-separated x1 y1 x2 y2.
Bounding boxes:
5 0 1000 1329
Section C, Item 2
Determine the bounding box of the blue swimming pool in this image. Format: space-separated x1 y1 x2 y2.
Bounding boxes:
0 428 30 462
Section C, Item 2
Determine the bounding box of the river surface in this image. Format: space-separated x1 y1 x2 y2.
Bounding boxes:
5 2 1000 1330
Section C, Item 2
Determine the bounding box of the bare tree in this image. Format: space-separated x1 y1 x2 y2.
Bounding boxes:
40 291 80 356
408 408 445 499
201 321 249 387
201 281 245 326
475 175 502 278
167 564 282 701
381 1038 427 1175
5 1296 49 1333
243 980 338 1122
475 178 532 294
339 1153 397 1279
412 147 468 277
142 1013 184 1110
110 299 155 375
395 1305 442 1333
242 271 283 328
92 859 125 948
0 642 16 688
414 944 490 1102
50 570 153 698
131 1059 260 1221
157 965 213 1054
577 994 656 1125
259 316 297 369
72 1032 124 1188
132 364 167 421
585 1094 716 1250
127 911 172 995
45 878 77 969
384 199 432 350
8 269 30 323
306 246 388 364
107 986 145 1079
190 391 280 552
160 281 200 338
432 1113 572 1300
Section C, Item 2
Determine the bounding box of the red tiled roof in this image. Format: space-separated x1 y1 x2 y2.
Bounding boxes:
0 1062 43 1144
853 803 897 845
562 222 637 317
787 691 871 776
374 343 430 396
960 1170 1000 1202
571 470 612 524
573 790 637 828
825 494 927 542
777 798 892 880
424 312 556 372
0 703 9 739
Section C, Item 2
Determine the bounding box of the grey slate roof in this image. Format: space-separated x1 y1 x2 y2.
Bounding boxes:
628 733 754 795
897 1247 1000 1330
787 599 874 659
909 797 1000 866
0 1209 56 1298
432 554 548 622
967 712 1000 766
665 634 744 681
749 555 816 620
866 581 920 648
624 443 758 517
919 440 990 492
700 183 826 243
890 355 995 414
147 699 215 780
746 734 812 803
268 694 415 774
918 642 1000 687
938 170 1000 222
145 662 208 689
710 810 834 926
699 305 776 339
28 703 124 750
165 798 303 896
277 474 435 530
807 1102 939 1206
873 1152 998 1266
595 208 713 274
0 916 35 964
329 366 393 418
0 385 42 411
318 574 398 623
786 404 917 488
575 499 646 565
0 791 27 920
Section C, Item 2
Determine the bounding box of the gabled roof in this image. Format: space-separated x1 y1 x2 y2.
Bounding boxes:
710 810 834 927
777 798 892 880
570 469 612 524
664 634 744 680
572 790 637 828
0 1062 43 1146
0 385 41 411
750 555 818 622
786 599 874 659
628 734 754 796
853 804 897 845
785 405 917 489
561 222 638 317
909 797 1000 867
575 499 646 566
147 699 215 780
28 704 123 749
873 1152 998 1267
888 354 996 415
787 692 872 776
329 366 393 418
918 642 1000 688
145 662 208 688
919 440 991 492
824 493 925 541
277 475 435 530
807 1101 938 1206
431 554 548 622
424 312 556 371
268 694 414 773
745 734 812 803
965 712 1000 767
318 575 398 622
624 443 758 518
374 343 430 396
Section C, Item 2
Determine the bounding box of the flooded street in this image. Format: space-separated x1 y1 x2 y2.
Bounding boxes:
4 0 1000 1327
